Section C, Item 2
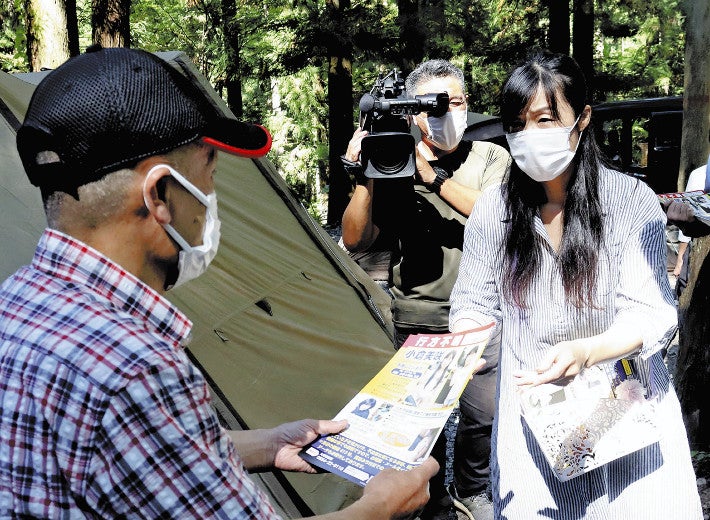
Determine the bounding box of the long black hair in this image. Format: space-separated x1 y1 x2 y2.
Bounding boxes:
500 50 606 309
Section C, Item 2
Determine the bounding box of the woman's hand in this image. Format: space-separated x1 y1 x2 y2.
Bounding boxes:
514 339 591 387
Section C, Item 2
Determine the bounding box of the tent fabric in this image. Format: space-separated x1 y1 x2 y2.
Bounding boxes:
0 52 396 517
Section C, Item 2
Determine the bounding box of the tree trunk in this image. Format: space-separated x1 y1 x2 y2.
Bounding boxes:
546 0 570 55
677 0 710 191
66 0 79 56
92 0 131 48
325 0 354 226
675 0 710 451
24 0 71 71
572 0 594 100
397 0 423 76
220 0 243 117
420 0 445 59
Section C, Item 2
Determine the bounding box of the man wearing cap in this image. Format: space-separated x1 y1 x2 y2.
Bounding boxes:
0 47 437 519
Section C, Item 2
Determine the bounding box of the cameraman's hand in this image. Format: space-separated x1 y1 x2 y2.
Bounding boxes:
345 128 369 162
414 142 436 185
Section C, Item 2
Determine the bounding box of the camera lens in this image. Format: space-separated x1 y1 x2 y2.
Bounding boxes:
370 145 408 175
361 133 416 178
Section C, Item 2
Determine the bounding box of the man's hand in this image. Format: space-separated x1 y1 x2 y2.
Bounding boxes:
413 140 442 186
513 339 591 387
662 199 710 238
230 419 348 472
345 129 369 163
271 419 348 473
360 457 439 519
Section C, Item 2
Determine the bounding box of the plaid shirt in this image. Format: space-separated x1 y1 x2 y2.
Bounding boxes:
0 229 279 519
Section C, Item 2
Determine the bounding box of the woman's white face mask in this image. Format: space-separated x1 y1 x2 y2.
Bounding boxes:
505 115 582 182
420 108 468 151
144 164 221 290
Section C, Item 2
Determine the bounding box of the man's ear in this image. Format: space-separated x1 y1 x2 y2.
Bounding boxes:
140 162 173 225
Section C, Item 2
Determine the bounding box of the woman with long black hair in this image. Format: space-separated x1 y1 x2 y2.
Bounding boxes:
450 50 701 518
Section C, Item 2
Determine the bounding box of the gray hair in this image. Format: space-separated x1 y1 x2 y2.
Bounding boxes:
44 142 201 230
45 168 136 229
405 59 466 95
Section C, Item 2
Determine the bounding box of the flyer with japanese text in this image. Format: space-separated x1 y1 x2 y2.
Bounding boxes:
300 323 495 486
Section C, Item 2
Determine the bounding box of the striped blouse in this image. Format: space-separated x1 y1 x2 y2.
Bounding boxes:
450 168 702 519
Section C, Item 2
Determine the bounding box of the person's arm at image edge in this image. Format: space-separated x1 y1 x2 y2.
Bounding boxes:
314 457 438 520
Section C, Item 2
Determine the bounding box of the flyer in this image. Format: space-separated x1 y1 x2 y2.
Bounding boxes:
519 358 659 481
300 323 495 486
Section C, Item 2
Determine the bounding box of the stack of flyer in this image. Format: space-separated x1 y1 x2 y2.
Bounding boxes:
300 322 495 486
519 358 659 481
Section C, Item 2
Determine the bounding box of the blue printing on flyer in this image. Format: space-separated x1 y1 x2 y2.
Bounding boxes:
301 433 415 487
299 325 495 485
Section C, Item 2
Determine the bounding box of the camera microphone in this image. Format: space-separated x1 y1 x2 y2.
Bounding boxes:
360 92 449 117
359 93 376 113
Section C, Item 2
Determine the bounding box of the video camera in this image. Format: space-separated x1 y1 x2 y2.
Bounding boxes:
358 69 449 178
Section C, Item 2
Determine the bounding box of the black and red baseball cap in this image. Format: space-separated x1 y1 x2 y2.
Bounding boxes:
17 46 272 198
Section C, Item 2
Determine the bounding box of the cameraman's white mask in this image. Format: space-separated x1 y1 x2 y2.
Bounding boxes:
420 109 468 151
144 164 221 289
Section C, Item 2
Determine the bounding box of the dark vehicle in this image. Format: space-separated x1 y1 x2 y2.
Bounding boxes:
463 96 684 194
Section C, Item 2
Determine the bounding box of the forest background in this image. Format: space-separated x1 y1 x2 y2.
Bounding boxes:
3 0 710 455
0 0 695 224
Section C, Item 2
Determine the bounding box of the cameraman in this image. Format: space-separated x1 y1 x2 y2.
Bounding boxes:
341 59 511 520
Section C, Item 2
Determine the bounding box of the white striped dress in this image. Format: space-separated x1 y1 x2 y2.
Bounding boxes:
450 168 702 519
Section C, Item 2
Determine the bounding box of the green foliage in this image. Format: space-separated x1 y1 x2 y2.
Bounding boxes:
75 0 92 49
130 0 223 83
693 450 710 462
691 450 710 484
0 0 28 72
596 0 685 101
264 66 329 222
0 0 694 219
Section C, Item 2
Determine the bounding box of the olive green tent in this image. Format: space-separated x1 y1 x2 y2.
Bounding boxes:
0 51 395 517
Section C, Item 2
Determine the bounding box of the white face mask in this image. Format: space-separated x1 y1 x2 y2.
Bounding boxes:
145 164 221 289
505 116 582 182
420 108 468 151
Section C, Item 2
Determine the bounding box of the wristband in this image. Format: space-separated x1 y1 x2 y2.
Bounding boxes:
341 156 367 185
429 166 450 194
